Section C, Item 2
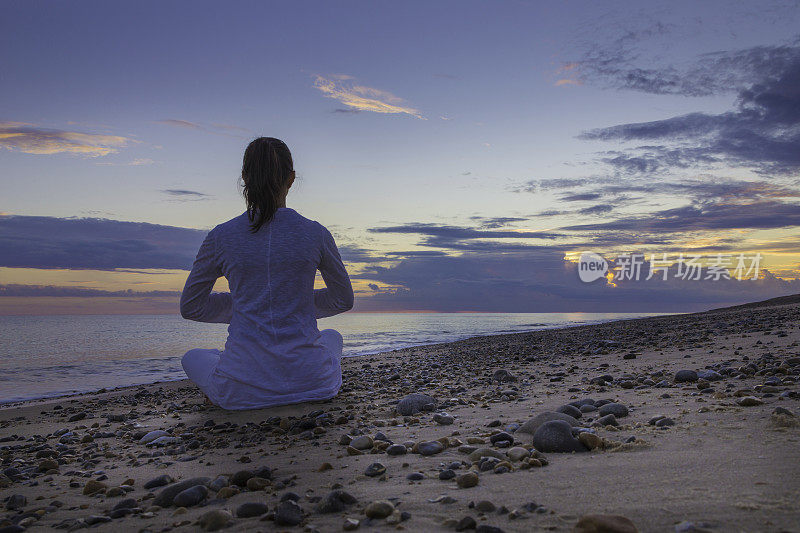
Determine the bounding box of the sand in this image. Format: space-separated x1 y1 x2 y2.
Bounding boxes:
1 303 799 532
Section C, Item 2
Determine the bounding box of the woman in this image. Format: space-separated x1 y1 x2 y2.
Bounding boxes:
179 137 354 410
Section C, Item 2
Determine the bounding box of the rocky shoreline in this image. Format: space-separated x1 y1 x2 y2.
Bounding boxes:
2 303 799 532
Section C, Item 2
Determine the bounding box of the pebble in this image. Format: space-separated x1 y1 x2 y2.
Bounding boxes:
476 500 496 512
235 501 268 518
83 480 107 496
574 514 638 533
433 413 455 425
456 471 479 488
350 435 374 450
364 462 386 477
516 411 579 438
172 485 207 507
418 440 445 455
594 414 619 427
456 516 477 531
439 469 456 480
736 396 764 406
144 474 173 490
492 369 517 382
5 494 26 510
274 500 304 526
153 477 211 507
396 393 437 415
365 500 395 519
675 370 699 383
532 420 587 453
246 476 269 490
556 404 583 419
138 430 169 444
318 489 357 513
343 518 360 530
386 444 407 456
578 432 602 450
407 472 425 481
505 447 530 461
598 402 629 418
198 509 232 531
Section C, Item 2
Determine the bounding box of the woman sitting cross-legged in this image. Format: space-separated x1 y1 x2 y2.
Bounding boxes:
179 137 354 410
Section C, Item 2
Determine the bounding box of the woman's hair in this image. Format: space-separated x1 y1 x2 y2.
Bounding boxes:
241 137 294 233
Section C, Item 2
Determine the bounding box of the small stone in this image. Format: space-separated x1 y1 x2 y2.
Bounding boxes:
217 486 239 498
655 417 675 427
505 447 530 462
578 432 602 450
439 469 456 480
476 500 496 513
516 412 579 439
736 396 764 407
230 469 254 487
406 472 425 481
153 477 211 507
138 430 169 444
5 494 26 510
532 420 587 453
489 432 514 445
433 413 455 425
574 514 638 533
112 498 138 511
456 516 477 530
318 490 358 513
173 485 208 507
418 440 445 456
595 414 619 427
386 444 407 456
343 518 360 530
38 459 59 472
456 472 479 488
83 480 107 495
365 500 395 519
144 474 173 490
351 435 374 450
598 402 629 418
236 502 268 518
364 463 386 477
68 412 87 422
556 404 583 419
492 369 517 383
275 500 304 526
396 393 437 415
198 509 232 531
674 370 698 383
246 476 269 491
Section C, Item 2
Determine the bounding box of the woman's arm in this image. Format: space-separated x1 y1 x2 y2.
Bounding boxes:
180 230 233 323
314 226 354 319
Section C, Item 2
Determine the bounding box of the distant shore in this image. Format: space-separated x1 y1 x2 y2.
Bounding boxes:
1 300 799 532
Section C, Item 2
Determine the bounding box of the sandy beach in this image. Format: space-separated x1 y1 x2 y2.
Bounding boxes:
2 301 799 533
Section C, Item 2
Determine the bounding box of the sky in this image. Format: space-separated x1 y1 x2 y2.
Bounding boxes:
2 0 800 314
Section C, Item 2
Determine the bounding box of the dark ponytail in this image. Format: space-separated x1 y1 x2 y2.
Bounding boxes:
241 137 294 233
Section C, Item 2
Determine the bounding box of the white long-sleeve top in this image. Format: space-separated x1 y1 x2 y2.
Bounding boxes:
180 208 354 409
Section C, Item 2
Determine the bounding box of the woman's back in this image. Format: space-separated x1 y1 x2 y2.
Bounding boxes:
180 207 353 409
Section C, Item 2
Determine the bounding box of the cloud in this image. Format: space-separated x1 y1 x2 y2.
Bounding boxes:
0 215 206 270
369 223 564 241
0 121 131 157
96 158 155 167
155 119 249 137
313 75 423 118
161 189 210 200
469 216 528 228
0 284 180 298
562 200 800 233
577 41 800 174
355 248 800 312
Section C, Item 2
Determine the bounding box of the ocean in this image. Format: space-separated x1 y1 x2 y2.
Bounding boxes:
0 312 656 404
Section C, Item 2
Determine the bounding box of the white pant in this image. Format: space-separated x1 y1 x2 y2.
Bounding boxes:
181 328 344 401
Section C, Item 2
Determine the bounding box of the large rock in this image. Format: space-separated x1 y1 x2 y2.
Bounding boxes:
674 370 698 383
531 420 587 453
396 393 437 416
516 411 580 441
153 477 211 507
